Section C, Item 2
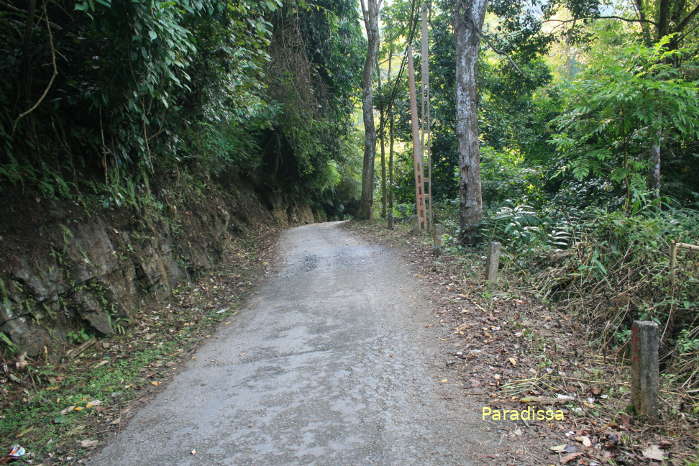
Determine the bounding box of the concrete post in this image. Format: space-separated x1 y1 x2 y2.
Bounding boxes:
631 320 659 420
486 242 501 285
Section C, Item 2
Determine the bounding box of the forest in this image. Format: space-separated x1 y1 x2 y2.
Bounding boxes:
0 0 698 462
359 0 699 401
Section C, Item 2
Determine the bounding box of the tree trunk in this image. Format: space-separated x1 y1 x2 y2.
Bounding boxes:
408 47 427 230
420 0 432 231
377 57 387 218
387 49 395 230
454 0 487 245
358 0 381 220
650 132 662 199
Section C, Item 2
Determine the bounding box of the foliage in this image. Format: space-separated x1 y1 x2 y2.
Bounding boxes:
0 0 363 212
481 199 699 390
551 37 699 208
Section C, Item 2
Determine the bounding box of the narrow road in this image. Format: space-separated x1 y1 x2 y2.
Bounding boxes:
91 222 494 465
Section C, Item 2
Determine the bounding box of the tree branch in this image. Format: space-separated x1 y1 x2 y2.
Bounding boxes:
473 28 524 75
633 0 653 44
544 15 658 26
675 3 699 34
12 1 57 136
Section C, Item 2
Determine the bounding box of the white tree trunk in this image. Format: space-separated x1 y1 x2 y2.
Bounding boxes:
455 0 487 244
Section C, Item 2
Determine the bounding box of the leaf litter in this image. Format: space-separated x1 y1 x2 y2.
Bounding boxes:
346 220 698 465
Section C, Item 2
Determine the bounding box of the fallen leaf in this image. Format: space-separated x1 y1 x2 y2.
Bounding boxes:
86 400 102 409
560 452 583 464
150 381 161 387
60 406 76 415
80 439 99 448
575 436 592 447
440 379 448 383
550 445 567 453
642 444 666 462
508 357 517 366
191 449 197 455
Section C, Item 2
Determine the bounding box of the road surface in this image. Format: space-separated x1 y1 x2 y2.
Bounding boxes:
91 221 494 465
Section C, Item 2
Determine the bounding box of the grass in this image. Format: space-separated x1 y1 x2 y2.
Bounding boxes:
0 303 238 460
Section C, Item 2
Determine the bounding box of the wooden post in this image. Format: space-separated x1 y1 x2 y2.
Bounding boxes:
486 242 501 284
670 242 678 270
432 224 444 256
631 320 659 420
670 242 678 287
407 47 427 231
433 224 444 248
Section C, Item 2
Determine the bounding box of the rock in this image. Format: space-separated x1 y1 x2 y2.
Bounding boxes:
64 218 120 283
1 301 50 356
75 292 113 336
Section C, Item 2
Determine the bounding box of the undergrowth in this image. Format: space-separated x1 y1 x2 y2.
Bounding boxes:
434 199 699 411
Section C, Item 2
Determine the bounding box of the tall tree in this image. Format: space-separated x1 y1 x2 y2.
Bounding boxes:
420 0 432 230
387 49 396 229
377 56 387 218
358 0 382 219
454 0 488 244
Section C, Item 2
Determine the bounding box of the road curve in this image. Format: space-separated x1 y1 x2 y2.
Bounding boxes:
91 221 494 465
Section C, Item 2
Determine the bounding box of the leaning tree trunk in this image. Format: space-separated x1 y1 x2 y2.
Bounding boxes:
454 0 487 245
357 0 381 220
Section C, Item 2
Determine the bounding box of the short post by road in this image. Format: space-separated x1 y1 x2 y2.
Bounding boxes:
432 224 444 249
486 241 501 285
631 320 659 420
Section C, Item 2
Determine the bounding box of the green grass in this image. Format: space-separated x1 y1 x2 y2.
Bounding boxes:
0 304 239 461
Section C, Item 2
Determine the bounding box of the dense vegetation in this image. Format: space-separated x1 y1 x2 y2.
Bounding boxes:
372 1 699 399
0 0 364 213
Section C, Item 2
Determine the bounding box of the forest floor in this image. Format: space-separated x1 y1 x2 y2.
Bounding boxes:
345 219 698 466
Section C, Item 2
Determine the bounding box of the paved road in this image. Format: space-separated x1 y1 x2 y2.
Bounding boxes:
91 221 494 465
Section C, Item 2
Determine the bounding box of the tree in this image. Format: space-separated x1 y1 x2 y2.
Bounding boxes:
454 0 488 244
546 0 699 49
551 38 699 211
358 0 382 219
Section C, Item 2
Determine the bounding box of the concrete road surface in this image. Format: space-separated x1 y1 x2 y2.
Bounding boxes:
91 221 494 465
